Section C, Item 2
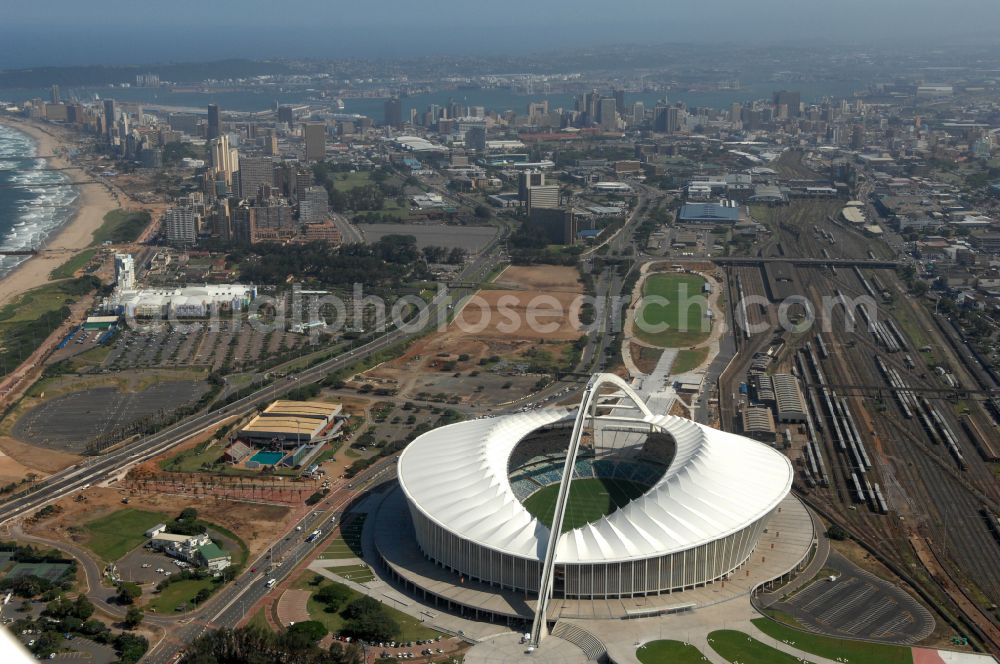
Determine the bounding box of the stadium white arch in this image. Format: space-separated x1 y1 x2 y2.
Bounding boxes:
396 374 793 642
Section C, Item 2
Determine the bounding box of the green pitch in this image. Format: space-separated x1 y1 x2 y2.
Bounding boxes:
522 477 651 533
634 273 711 348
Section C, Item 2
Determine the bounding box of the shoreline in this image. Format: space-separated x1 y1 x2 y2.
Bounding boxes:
0 116 121 307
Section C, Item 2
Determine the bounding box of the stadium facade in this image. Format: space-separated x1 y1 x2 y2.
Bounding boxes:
397 375 794 601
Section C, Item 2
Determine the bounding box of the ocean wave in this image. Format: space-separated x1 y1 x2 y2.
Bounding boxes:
0 123 77 277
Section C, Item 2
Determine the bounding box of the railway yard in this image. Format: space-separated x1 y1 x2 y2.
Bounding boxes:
719 200 1000 653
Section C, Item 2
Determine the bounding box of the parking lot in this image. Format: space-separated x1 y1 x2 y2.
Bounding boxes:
12 380 209 452
772 552 935 644
116 547 186 585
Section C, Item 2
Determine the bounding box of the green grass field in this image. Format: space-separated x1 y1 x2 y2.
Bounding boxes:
325 563 375 584
671 347 709 374
82 508 169 562
90 209 150 245
298 575 437 641
637 640 710 663
634 273 711 348
707 630 817 664
320 514 366 559
522 477 650 533
50 248 98 280
751 618 913 664
146 578 215 614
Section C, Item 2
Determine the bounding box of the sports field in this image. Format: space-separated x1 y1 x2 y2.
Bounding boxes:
522 477 650 533
634 273 711 348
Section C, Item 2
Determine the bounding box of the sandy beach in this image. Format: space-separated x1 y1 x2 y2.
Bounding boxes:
0 116 121 307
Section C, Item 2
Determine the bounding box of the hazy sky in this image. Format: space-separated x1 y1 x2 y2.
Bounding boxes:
2 0 1000 68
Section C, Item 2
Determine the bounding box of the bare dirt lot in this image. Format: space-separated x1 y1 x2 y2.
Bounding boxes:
0 435 81 476
366 265 583 404
28 486 291 561
493 264 582 292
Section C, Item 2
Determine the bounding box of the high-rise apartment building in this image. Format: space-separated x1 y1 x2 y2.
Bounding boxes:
299 186 329 223
114 254 135 291
302 122 326 161
164 206 199 245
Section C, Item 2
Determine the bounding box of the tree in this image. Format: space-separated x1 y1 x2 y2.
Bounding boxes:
124 606 144 629
179 507 199 521
116 582 142 605
339 596 399 642
315 583 351 612
827 524 848 541
194 587 213 605
282 620 327 650
474 204 492 219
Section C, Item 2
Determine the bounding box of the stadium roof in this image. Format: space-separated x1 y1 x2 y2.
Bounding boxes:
398 410 792 564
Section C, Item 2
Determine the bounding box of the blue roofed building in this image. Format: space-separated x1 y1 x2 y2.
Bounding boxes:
677 202 743 225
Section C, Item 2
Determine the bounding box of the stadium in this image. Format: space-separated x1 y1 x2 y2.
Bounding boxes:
395 374 796 604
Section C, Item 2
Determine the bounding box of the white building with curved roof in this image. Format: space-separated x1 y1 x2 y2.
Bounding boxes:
398 403 793 599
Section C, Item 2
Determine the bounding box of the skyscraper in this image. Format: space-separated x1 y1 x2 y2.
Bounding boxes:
209 134 238 189
207 104 221 140
302 122 326 161
773 91 801 118
613 89 625 114
103 99 116 141
384 97 403 128
599 98 618 131
277 105 294 127
50 85 60 105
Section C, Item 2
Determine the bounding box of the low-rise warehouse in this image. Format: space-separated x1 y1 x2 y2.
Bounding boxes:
771 373 807 423
239 400 342 446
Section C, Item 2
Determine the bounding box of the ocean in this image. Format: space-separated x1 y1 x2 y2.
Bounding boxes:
0 123 77 278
